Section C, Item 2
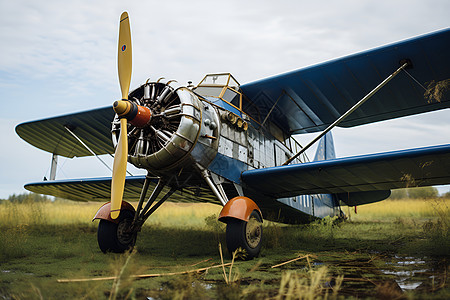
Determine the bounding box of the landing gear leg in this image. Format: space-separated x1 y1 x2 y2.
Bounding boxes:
95 175 176 254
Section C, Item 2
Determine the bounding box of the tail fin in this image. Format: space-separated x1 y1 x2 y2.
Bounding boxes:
313 132 336 161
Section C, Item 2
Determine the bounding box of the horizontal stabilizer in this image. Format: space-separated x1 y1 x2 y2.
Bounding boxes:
242 144 450 197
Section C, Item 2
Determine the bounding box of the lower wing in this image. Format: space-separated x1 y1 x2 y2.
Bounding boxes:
24 176 219 205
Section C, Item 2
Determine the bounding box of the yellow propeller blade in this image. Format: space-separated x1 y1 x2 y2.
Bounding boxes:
118 12 132 100
111 118 128 219
111 12 132 219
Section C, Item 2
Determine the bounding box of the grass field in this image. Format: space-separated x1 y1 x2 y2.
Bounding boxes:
0 198 449 299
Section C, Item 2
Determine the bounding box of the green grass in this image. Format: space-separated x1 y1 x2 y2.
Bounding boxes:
0 198 449 299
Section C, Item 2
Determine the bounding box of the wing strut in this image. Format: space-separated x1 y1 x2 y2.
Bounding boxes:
283 60 411 165
49 153 58 180
64 125 133 176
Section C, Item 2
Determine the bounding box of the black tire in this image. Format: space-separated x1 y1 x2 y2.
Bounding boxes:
226 210 263 259
97 210 136 253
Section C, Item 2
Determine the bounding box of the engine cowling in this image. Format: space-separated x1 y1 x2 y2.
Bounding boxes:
112 81 203 174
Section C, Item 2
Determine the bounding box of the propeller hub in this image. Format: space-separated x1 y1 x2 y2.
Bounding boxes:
113 100 152 128
113 100 131 116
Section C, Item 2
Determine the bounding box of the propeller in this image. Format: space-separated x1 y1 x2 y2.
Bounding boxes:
111 12 132 219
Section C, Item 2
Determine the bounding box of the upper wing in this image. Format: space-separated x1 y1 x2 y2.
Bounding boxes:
24 176 220 205
15 106 115 158
240 29 450 134
241 144 450 198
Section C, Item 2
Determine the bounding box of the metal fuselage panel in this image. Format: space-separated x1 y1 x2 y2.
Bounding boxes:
197 98 341 222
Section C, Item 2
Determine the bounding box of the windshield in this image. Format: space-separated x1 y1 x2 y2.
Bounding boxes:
197 73 240 89
193 86 223 98
195 73 261 118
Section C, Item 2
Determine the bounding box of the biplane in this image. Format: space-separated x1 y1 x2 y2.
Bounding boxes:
16 12 450 258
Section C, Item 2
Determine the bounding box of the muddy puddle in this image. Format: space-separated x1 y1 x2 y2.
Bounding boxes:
381 256 427 290
380 255 448 293
142 253 448 299
308 254 447 298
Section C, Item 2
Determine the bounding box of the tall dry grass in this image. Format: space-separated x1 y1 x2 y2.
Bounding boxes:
1 198 447 228
344 198 449 256
0 200 221 228
347 198 449 221
0 200 98 226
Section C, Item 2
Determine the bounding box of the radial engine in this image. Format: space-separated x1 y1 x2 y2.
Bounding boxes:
111 81 220 176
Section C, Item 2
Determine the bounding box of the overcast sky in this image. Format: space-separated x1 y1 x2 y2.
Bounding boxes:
1 0 449 198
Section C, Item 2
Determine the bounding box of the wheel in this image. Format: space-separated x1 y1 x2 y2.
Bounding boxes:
97 210 136 253
226 210 263 259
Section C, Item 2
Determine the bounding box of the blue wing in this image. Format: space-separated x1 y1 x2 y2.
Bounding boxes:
16 106 114 158
24 176 219 204
241 29 450 134
242 144 450 201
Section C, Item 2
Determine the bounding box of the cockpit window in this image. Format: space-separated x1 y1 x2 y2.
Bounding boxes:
198 74 239 89
194 73 261 122
193 86 223 98
222 88 240 107
194 73 242 108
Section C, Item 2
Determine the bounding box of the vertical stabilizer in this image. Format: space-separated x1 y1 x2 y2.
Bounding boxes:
313 131 335 161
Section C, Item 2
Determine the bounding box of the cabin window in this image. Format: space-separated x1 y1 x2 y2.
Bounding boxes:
222 88 241 108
